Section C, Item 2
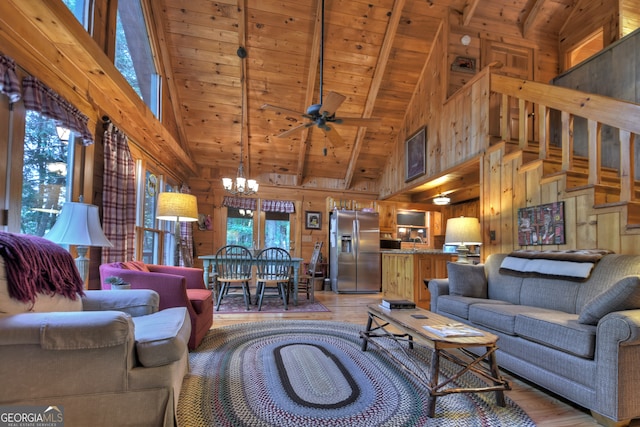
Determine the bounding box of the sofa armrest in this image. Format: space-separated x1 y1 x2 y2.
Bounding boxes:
427 278 450 312
598 309 640 346
82 289 159 316
0 311 133 349
147 264 206 289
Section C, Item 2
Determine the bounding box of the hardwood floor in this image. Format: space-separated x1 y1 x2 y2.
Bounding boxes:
210 291 637 427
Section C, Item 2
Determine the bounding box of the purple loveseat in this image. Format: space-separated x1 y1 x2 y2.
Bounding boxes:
99 262 213 350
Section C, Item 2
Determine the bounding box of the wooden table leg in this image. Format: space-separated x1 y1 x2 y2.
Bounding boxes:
487 346 506 406
427 349 440 417
361 314 373 351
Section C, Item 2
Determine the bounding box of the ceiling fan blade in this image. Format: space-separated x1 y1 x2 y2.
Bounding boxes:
332 117 381 128
261 103 305 117
321 126 345 148
275 123 308 138
320 91 346 116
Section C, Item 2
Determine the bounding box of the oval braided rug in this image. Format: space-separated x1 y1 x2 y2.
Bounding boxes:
177 320 535 427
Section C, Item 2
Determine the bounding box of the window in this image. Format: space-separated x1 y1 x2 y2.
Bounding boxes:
264 211 290 249
21 113 74 236
62 0 92 31
115 0 160 117
226 208 254 247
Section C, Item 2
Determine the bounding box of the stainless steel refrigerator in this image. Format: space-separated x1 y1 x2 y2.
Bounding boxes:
329 210 381 293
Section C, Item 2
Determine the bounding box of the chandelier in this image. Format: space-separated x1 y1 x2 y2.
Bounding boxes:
222 46 258 196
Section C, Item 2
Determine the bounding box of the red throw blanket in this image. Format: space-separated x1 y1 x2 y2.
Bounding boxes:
0 231 84 303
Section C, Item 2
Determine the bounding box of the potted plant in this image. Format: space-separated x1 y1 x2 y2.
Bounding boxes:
105 276 131 290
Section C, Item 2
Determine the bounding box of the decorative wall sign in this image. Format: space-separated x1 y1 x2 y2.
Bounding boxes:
451 56 476 73
305 211 322 230
405 126 426 182
517 202 565 246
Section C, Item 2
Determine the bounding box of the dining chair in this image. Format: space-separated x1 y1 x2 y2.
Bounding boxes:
214 245 253 311
255 247 291 311
292 241 323 302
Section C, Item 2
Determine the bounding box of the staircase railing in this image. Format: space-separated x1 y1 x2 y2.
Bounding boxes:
489 72 640 204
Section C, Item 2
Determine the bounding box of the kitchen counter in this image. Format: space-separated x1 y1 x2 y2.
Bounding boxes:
381 251 456 309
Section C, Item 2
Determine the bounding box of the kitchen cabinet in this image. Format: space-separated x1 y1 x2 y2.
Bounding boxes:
381 252 455 309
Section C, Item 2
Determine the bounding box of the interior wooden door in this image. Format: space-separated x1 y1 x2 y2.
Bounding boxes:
483 40 535 142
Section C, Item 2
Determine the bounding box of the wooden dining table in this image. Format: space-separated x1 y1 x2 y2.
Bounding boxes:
199 254 305 305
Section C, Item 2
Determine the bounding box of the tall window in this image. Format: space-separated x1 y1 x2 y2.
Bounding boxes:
264 211 290 249
21 113 74 236
226 208 254 247
115 0 160 118
139 170 160 264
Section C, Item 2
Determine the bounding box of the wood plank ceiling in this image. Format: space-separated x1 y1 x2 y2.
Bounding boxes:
155 0 577 200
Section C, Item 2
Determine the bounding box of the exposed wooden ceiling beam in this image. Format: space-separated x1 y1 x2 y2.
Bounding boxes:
462 0 481 26
344 0 405 189
410 170 480 203
295 0 323 186
522 0 546 38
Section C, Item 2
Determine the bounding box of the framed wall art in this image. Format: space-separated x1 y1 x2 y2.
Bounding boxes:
305 211 322 230
405 126 426 182
517 202 565 246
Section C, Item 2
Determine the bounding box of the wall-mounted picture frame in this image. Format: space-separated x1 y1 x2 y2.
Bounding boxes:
405 126 426 182
305 211 322 230
517 202 565 246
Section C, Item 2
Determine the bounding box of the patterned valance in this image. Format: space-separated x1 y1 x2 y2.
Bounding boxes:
22 76 93 146
262 199 295 213
0 53 21 103
223 196 257 210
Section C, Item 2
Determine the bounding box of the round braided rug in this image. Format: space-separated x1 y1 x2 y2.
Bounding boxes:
177 320 535 427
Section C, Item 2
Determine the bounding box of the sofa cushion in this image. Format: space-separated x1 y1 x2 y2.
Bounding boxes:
515 311 596 358
0 257 82 314
468 303 554 336
447 262 487 298
187 288 213 315
578 276 640 325
120 261 150 272
132 307 190 367
438 295 510 320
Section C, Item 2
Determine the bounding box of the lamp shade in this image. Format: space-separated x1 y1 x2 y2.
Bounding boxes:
156 192 198 222
444 217 482 245
44 202 113 247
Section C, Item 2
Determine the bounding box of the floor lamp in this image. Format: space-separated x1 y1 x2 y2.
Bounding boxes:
44 201 113 286
156 192 198 266
444 216 482 264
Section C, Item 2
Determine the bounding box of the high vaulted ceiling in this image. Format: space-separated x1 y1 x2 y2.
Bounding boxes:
151 0 580 198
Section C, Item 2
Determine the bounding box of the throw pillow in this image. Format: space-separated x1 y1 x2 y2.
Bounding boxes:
120 260 150 272
447 262 487 298
578 276 640 325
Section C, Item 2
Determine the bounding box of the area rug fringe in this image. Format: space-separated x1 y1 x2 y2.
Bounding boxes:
178 320 535 427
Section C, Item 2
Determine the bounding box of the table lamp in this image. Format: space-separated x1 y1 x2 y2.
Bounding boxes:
156 192 198 266
44 201 113 285
444 216 482 263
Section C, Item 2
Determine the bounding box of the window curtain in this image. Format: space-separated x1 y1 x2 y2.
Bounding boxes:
179 184 194 267
101 123 136 263
22 76 93 145
223 196 257 211
0 53 21 102
262 199 295 213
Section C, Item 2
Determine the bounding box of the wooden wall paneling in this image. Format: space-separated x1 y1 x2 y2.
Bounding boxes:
511 155 526 253
574 192 596 248
500 156 515 252
597 211 621 252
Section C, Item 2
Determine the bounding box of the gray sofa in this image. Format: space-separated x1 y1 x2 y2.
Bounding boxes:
0 290 191 427
428 252 640 426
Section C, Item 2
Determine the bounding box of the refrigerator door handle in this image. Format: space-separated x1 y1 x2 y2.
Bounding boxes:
353 219 360 260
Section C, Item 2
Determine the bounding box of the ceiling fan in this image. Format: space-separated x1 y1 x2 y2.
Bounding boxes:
261 0 379 149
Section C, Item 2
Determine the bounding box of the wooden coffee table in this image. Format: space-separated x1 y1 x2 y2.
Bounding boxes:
360 304 510 417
